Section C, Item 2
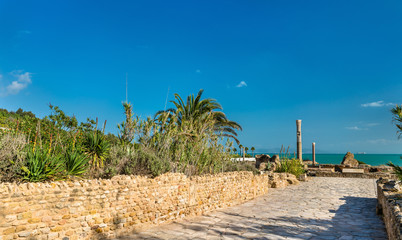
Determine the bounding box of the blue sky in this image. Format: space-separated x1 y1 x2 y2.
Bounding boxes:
1 0 402 153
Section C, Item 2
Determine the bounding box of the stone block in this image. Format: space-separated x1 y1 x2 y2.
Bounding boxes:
342 168 364 173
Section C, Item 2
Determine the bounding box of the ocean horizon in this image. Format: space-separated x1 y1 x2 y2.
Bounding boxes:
252 153 402 166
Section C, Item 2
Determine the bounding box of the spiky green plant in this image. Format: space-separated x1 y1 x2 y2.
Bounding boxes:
64 149 89 177
155 89 242 144
391 105 402 138
22 147 65 182
83 131 110 168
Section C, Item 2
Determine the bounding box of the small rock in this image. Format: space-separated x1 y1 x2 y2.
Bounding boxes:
383 180 401 192
341 152 359 167
18 232 31 237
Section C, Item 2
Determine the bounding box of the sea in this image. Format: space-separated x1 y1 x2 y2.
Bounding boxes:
255 153 402 166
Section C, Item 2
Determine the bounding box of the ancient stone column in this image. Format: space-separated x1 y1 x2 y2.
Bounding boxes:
312 142 316 166
296 120 302 160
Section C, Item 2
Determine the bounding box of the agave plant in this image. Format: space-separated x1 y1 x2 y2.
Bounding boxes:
64 149 89 176
83 131 110 168
22 147 65 182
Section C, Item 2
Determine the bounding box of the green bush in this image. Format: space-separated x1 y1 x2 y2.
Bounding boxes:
22 148 65 182
276 158 305 178
83 131 110 168
64 149 89 177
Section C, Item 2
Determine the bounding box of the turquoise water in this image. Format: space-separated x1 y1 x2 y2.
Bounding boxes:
256 153 402 166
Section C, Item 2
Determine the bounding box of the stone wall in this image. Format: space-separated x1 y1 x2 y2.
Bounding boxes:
0 172 271 240
377 180 402 240
308 171 393 179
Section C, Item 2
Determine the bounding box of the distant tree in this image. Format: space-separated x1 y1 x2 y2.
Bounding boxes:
388 105 402 176
233 148 237 155
239 144 243 156
155 89 242 144
251 147 255 157
245 147 249 154
391 105 402 138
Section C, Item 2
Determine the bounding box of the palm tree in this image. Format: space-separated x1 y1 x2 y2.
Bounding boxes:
391 105 402 138
251 147 255 157
238 144 243 156
233 148 237 155
245 147 249 155
155 89 242 143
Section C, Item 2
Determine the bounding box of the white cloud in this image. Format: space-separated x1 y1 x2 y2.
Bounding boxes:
195 69 201 74
361 100 394 107
346 126 366 131
236 81 247 88
1 71 32 96
366 139 394 145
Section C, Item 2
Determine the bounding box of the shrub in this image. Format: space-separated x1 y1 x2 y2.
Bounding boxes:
64 149 89 177
276 158 305 177
225 161 259 174
0 133 27 182
83 131 110 168
22 148 65 182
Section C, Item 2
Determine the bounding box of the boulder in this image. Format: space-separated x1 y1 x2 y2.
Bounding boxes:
341 152 359 167
255 154 270 169
255 154 282 171
270 155 282 171
258 162 268 171
267 172 299 188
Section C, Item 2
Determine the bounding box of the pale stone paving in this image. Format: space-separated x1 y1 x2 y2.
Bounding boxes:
118 177 387 240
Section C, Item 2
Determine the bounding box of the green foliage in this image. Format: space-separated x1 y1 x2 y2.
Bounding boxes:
118 102 138 144
391 105 402 138
22 148 65 182
225 161 259 174
0 89 246 182
83 131 110 168
387 162 402 181
64 149 89 177
155 89 242 144
276 158 305 178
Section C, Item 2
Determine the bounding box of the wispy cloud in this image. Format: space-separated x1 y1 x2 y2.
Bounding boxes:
345 126 366 131
366 139 395 145
236 81 247 88
195 69 201 74
1 71 32 96
366 123 380 127
361 100 394 107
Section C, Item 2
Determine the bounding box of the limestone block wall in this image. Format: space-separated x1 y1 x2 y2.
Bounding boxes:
377 181 402 240
0 171 268 240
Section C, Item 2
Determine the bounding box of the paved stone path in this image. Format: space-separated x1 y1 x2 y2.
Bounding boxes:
118 177 387 240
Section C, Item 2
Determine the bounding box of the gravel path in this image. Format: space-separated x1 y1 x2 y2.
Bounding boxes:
117 177 387 240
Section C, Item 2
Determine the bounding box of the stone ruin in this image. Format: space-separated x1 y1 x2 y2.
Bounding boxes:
255 154 281 171
341 152 359 167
